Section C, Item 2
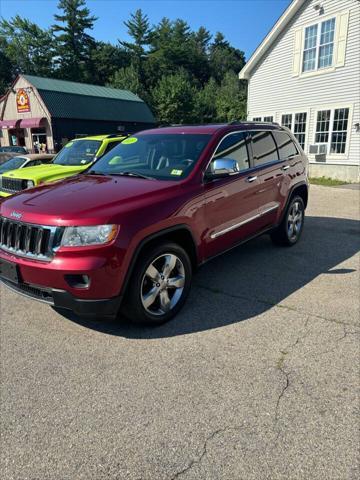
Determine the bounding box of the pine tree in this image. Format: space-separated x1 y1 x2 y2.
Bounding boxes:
52 0 97 81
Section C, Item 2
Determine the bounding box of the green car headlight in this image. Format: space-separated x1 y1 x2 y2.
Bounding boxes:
61 225 118 247
26 180 35 189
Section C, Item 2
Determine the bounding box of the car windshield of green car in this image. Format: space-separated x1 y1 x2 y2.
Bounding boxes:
53 140 101 166
88 134 211 181
0 156 27 173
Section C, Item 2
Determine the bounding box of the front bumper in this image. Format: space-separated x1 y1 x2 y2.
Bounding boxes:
1 276 123 318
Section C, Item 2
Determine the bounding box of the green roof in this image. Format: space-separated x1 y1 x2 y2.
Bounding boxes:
23 75 155 123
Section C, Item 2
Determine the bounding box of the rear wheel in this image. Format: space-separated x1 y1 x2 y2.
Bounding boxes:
271 195 305 246
122 242 192 325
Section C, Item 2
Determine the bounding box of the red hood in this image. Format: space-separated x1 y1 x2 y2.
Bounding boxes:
0 174 180 226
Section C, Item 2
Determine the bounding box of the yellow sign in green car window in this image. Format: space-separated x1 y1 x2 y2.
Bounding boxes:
0 134 126 197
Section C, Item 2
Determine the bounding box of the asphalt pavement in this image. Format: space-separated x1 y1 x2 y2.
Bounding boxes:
1 184 359 480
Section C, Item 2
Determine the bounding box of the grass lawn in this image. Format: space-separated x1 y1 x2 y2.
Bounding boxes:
309 176 349 186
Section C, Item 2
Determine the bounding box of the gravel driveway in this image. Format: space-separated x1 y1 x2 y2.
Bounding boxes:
1 184 359 480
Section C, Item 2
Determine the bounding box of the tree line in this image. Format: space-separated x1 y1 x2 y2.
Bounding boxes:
0 0 247 124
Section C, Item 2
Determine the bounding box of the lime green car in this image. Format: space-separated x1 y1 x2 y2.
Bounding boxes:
0 134 126 197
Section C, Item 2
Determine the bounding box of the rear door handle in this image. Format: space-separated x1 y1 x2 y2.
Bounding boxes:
247 176 258 183
282 165 290 171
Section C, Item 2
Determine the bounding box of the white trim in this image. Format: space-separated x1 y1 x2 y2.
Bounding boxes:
239 0 307 79
312 103 354 161
299 14 337 77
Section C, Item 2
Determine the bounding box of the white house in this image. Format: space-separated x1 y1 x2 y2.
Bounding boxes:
239 0 360 182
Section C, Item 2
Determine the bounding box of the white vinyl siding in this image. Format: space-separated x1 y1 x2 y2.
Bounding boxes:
247 0 359 167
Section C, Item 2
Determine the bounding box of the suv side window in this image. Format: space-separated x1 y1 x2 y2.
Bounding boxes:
272 131 298 160
249 130 279 166
212 132 250 171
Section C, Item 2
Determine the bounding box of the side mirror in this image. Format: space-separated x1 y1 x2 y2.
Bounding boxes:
208 158 239 178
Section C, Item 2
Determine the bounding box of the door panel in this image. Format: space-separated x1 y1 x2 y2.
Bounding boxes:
203 131 261 258
204 174 262 258
248 130 284 229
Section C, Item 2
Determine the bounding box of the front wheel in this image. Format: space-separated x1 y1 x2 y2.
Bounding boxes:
122 242 192 325
270 195 305 246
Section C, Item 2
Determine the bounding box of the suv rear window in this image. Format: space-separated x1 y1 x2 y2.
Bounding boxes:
249 131 279 166
272 131 298 160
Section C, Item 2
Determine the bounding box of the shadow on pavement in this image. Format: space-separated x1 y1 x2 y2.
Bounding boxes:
58 216 360 338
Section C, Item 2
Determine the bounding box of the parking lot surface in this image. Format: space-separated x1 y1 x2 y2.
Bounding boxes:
1 185 359 480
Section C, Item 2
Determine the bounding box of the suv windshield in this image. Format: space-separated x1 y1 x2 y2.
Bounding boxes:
0 156 26 173
88 134 211 181
53 140 101 166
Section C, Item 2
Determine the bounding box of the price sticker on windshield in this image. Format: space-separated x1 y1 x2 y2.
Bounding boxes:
122 137 138 145
171 169 183 176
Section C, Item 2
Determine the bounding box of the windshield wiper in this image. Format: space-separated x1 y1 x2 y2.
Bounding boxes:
87 170 106 176
111 171 155 180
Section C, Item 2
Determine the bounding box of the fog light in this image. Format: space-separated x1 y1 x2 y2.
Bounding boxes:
65 274 90 289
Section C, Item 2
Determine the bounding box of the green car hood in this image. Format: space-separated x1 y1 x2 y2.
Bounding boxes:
3 163 91 184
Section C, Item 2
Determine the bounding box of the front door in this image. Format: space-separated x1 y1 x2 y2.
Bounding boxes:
32 133 47 153
203 131 263 259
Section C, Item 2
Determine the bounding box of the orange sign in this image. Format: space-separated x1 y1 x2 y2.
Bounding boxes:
16 89 31 113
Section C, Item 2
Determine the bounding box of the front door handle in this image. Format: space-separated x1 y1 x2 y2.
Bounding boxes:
282 165 290 171
247 176 258 183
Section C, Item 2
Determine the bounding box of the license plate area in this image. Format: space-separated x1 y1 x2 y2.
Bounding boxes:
0 259 20 283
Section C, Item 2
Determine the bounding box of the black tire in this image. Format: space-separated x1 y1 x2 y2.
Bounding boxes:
121 242 192 325
270 195 305 246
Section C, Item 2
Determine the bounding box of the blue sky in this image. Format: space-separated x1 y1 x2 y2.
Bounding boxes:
0 0 291 59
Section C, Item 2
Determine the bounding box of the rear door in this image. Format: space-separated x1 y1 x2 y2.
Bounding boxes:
248 130 285 229
203 131 263 258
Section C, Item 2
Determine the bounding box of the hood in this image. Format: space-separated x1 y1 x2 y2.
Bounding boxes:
1 174 179 225
3 163 89 182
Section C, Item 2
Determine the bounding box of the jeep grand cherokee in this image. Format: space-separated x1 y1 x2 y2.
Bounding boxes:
0 123 309 325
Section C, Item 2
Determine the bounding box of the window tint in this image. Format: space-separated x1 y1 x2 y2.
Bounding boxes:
213 132 250 171
249 131 279 166
272 131 298 159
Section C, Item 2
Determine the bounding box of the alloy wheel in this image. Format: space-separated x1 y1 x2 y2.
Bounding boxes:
141 253 186 316
287 201 303 241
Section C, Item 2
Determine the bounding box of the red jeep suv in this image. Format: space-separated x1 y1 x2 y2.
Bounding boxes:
0 123 309 325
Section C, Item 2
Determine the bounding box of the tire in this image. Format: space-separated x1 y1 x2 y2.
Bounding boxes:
121 242 192 325
270 195 305 246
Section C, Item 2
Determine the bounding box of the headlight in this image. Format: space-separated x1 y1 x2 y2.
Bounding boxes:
26 180 35 188
61 225 118 247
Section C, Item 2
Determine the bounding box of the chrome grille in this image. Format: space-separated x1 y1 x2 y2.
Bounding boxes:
0 218 59 260
0 177 27 194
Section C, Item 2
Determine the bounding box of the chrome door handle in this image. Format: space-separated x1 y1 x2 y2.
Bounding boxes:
247 176 258 183
282 165 290 171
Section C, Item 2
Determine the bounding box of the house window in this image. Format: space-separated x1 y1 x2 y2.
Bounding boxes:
281 114 292 130
315 108 350 154
331 108 349 154
302 17 336 72
318 18 336 68
315 110 331 143
294 113 307 149
281 112 307 149
252 117 262 122
263 116 273 122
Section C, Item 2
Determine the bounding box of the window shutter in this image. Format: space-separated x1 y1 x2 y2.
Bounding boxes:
292 28 303 76
334 11 349 67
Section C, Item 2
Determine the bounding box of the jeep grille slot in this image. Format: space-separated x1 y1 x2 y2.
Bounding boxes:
0 177 27 194
0 218 55 260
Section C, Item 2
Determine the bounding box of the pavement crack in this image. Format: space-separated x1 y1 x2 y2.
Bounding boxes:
170 427 228 479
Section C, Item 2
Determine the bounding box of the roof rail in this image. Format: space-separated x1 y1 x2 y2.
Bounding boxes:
228 120 280 126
